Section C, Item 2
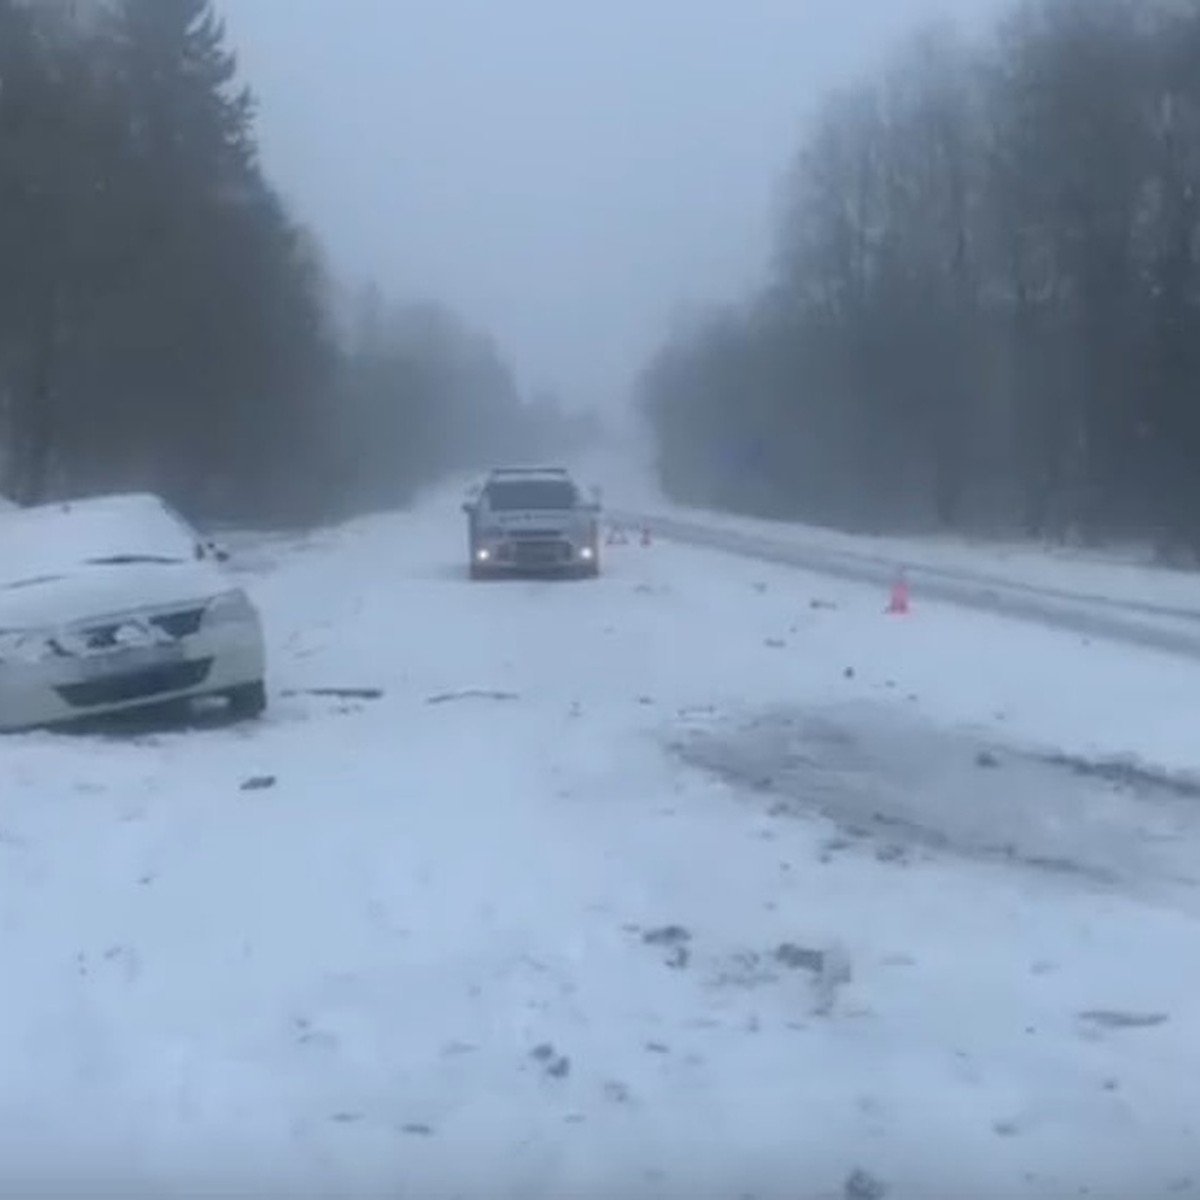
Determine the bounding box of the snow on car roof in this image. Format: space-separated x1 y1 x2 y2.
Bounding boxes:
0 492 199 589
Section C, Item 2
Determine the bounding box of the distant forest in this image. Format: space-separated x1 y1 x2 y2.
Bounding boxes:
642 0 1200 558
0 0 593 524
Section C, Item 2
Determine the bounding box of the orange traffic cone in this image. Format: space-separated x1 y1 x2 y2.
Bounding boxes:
886 572 910 615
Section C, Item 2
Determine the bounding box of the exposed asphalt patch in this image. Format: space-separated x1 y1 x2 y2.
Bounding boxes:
1034 752 1200 800
670 701 1200 901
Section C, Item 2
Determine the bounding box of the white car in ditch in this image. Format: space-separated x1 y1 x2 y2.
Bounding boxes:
0 492 266 731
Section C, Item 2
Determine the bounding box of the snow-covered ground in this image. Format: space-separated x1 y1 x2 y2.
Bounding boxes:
574 439 1200 621
2 489 1200 1198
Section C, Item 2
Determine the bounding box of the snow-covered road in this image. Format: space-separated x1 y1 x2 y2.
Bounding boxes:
3 493 1200 1198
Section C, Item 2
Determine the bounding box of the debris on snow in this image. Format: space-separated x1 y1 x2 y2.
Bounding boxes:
844 1167 888 1200
530 1043 571 1078
425 689 519 705
240 775 277 792
772 940 854 1010
774 943 824 972
285 686 385 702
1078 1010 1169 1030
642 925 691 947
813 944 854 1015
664 944 690 970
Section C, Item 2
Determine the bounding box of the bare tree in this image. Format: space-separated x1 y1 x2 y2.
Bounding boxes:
643 0 1200 552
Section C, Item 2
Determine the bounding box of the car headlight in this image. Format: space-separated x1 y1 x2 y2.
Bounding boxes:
203 589 257 626
579 545 594 560
0 629 59 665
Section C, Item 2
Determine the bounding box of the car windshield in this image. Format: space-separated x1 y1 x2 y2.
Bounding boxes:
486 479 578 510
0 497 196 589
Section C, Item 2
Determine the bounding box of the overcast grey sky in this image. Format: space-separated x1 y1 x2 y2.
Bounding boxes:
222 0 1004 412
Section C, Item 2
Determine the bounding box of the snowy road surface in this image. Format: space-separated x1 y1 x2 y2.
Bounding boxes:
3 493 1200 1198
610 509 1200 661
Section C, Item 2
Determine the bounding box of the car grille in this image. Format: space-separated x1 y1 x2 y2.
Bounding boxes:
56 659 212 709
512 540 570 565
77 607 206 650
150 607 206 639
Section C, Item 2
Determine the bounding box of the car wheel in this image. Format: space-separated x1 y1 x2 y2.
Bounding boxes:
227 680 267 721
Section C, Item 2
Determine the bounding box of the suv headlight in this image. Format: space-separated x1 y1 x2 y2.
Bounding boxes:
203 589 256 626
0 629 59 665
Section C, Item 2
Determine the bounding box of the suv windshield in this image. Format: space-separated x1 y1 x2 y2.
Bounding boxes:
486 480 578 511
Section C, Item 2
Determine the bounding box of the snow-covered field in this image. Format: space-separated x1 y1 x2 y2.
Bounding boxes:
2 489 1200 1198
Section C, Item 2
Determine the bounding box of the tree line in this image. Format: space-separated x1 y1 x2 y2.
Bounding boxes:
0 0 582 525
642 0 1200 557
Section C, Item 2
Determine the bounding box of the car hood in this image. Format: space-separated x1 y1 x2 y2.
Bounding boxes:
0 559 233 631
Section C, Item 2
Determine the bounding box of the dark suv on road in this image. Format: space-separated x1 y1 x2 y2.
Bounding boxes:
462 467 602 579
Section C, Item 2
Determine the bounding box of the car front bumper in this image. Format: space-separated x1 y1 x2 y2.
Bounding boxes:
0 617 266 732
474 536 597 573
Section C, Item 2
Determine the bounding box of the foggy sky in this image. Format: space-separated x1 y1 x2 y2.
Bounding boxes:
222 0 1005 413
